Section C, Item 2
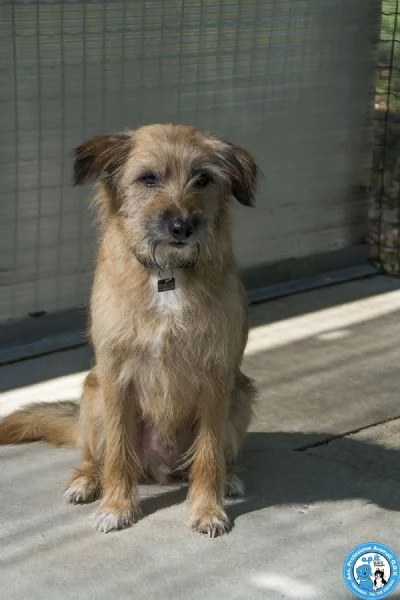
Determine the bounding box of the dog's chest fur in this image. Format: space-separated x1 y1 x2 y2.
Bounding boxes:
117 270 201 427
150 270 183 315
148 270 184 355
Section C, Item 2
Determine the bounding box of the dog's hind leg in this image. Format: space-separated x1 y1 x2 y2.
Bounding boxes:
65 371 104 504
65 459 101 504
223 371 256 498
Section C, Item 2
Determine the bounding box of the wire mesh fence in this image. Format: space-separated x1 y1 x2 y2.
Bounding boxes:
369 0 400 274
0 0 379 325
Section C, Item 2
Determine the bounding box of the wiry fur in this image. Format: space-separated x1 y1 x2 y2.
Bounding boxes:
0 124 257 537
0 402 79 446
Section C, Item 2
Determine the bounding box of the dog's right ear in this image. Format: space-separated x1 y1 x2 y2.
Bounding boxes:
73 133 132 185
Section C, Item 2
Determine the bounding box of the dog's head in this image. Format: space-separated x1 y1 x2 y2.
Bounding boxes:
74 124 257 269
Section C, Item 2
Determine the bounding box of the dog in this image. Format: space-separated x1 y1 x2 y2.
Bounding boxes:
0 124 257 537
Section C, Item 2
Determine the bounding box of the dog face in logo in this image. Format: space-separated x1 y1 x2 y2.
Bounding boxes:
356 564 372 579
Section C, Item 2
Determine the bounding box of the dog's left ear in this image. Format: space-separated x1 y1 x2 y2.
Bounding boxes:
212 139 258 206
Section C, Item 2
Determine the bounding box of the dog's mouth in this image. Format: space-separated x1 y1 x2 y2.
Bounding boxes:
162 240 200 268
134 239 200 270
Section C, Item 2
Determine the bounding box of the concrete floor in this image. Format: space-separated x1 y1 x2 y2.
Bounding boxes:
2 275 400 600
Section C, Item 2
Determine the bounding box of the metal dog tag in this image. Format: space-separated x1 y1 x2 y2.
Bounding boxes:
158 277 175 292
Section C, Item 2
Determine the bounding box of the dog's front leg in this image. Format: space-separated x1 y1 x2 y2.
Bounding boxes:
95 369 141 533
188 378 231 537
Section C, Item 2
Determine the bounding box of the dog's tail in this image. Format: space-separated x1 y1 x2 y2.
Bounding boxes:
0 401 80 447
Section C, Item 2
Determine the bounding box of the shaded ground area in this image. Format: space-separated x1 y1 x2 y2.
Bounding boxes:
1 275 400 599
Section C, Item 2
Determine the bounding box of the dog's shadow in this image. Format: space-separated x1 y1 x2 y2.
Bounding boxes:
230 431 400 524
138 431 400 527
140 484 188 517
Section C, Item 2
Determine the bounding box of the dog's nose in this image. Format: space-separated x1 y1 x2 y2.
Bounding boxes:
168 217 194 241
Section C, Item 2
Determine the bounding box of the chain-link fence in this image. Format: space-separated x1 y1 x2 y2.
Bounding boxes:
1 1 380 327
369 0 400 273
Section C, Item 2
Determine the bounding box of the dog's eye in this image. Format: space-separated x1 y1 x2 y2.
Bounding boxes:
139 172 158 187
194 173 212 188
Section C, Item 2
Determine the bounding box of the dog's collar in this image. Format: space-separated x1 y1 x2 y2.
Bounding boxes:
156 268 176 292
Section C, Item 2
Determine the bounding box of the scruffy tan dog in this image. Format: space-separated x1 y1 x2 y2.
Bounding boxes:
0 124 257 537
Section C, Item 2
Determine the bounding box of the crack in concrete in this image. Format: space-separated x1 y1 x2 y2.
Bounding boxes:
294 414 400 452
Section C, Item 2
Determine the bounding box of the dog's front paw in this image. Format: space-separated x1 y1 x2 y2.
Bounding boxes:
95 511 130 533
191 510 231 538
95 503 140 533
94 506 140 533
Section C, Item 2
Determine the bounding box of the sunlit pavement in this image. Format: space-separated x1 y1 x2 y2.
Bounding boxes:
2 275 400 600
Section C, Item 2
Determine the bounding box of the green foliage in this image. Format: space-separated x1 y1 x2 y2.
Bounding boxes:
377 1 400 107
